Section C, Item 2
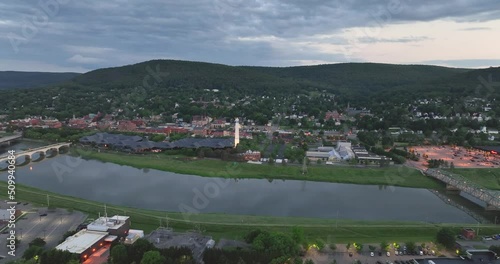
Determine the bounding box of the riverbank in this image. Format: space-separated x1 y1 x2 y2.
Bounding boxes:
448 168 500 190
74 148 443 189
2 181 499 243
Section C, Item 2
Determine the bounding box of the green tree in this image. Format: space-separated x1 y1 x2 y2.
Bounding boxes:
29 238 46 248
141 250 165 264
22 245 43 260
380 241 389 251
110 244 128 264
291 227 305 244
293 258 304 264
304 260 315 264
405 242 416 253
436 227 456 249
489 245 500 255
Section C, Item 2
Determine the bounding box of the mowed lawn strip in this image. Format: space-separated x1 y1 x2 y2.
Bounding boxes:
449 168 500 190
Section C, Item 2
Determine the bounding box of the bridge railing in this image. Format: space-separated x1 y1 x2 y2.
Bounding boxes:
426 169 500 208
0 142 71 160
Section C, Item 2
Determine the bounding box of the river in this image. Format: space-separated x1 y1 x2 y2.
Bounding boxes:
0 141 496 223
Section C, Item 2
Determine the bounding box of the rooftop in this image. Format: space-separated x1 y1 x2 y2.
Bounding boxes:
56 230 108 254
87 215 129 232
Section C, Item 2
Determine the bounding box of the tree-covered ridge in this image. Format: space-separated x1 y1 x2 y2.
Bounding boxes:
0 71 80 90
0 60 499 121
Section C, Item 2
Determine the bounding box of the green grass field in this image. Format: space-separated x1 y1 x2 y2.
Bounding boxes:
449 168 500 190
74 148 443 190
2 182 499 244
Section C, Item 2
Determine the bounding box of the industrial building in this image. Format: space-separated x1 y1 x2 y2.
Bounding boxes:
56 215 136 263
306 141 355 162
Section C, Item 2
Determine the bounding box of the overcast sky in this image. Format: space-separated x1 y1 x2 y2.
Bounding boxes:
1 0 500 72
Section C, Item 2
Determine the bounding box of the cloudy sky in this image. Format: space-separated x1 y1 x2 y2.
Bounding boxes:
1 0 500 72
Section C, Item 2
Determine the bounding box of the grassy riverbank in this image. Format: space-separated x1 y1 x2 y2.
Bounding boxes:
449 168 500 190
74 148 443 189
1 182 499 244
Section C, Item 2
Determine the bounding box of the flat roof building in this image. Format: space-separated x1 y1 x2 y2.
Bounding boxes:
56 215 135 263
56 229 108 262
87 215 131 238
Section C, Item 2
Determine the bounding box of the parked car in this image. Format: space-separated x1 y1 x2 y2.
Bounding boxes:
483 236 493 241
371 252 375 257
387 252 391 257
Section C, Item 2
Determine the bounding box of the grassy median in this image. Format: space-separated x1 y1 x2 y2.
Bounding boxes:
448 168 500 190
74 148 443 190
2 181 499 244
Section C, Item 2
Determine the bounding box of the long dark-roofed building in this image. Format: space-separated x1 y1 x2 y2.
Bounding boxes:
80 133 174 153
80 133 234 153
171 137 234 149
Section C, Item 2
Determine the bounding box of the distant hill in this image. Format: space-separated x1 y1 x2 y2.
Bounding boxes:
0 71 81 90
69 60 473 98
1 59 499 120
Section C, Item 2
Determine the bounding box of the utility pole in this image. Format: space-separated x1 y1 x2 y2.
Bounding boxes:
302 157 308 175
46 195 50 207
336 210 339 228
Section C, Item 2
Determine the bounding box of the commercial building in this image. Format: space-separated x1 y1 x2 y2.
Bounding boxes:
415 250 499 264
56 215 134 263
352 146 391 164
56 229 108 262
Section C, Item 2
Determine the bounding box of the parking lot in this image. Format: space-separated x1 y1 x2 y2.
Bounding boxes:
304 243 444 264
0 202 86 262
410 146 500 169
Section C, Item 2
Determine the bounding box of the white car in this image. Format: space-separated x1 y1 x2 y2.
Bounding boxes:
371 252 374 257
387 251 391 257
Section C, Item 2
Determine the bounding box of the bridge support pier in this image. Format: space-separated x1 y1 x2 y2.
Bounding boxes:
446 184 461 194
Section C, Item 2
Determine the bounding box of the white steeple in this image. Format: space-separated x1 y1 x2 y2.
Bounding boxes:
234 118 240 147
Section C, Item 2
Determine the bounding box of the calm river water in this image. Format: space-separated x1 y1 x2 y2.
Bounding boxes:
0 141 494 223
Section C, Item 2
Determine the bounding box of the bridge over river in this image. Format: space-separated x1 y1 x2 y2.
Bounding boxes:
0 134 22 146
426 168 500 211
0 142 72 167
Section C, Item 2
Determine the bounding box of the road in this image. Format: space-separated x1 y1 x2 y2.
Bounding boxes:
0 202 86 263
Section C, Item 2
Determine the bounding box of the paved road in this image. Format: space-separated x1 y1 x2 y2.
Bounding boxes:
0 203 86 263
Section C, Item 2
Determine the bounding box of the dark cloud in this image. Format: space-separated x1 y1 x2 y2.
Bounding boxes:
0 0 499 71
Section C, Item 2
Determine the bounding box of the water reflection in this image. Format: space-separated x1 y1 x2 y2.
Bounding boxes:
0 141 497 223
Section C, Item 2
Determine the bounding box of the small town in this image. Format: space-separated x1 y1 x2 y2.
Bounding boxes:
1 1 500 264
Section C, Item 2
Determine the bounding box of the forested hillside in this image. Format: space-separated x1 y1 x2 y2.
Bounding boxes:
0 71 80 90
0 60 498 121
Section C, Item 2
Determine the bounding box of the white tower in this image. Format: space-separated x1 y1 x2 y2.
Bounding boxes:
234 118 240 147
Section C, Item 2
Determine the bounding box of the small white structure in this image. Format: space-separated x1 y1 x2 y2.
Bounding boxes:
124 229 144 245
206 239 215 249
234 118 240 147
